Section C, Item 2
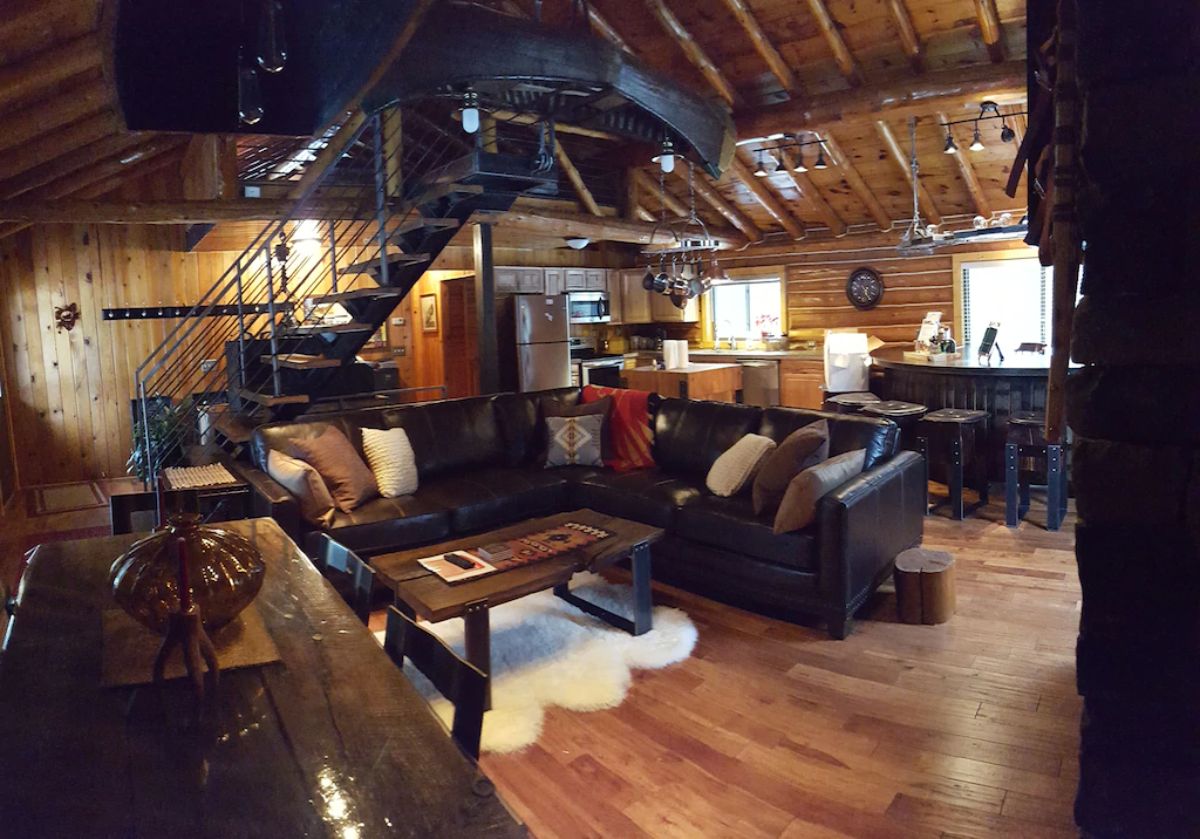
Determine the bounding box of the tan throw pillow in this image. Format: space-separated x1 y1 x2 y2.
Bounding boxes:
706 433 777 497
752 420 830 516
362 426 418 498
287 426 379 513
266 450 336 527
774 449 866 534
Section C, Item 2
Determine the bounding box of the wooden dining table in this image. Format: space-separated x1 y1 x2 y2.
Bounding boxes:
0 517 524 839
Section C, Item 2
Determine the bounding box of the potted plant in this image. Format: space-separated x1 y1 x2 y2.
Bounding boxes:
127 398 191 484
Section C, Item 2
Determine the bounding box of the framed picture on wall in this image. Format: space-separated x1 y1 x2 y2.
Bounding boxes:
420 293 438 333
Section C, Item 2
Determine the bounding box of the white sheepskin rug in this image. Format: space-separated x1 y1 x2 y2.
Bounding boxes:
375 572 697 754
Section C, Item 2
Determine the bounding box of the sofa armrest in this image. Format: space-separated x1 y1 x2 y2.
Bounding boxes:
816 450 925 636
228 461 302 541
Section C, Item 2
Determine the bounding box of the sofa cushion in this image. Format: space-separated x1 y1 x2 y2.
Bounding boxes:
266 450 336 527
676 495 816 571
543 395 612 462
570 468 703 528
653 399 763 480
326 495 451 554
361 427 419 497
287 426 379 513
545 415 605 467
416 467 569 534
252 411 384 471
706 433 776 497
581 385 657 472
774 448 866 534
759 407 897 471
491 387 581 466
379 395 507 479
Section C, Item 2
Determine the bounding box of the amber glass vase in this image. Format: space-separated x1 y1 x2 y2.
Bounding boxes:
110 515 266 634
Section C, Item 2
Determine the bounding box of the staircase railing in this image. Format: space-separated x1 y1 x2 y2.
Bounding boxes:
133 105 474 484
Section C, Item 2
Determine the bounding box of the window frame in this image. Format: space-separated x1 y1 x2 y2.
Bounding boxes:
951 248 1046 350
705 272 787 342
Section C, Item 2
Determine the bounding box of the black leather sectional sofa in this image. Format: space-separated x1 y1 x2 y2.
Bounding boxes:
238 387 925 638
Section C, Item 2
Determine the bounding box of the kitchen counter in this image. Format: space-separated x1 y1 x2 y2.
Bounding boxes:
621 363 743 402
625 349 824 360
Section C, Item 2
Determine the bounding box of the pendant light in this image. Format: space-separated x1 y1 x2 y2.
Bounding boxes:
1000 121 1015 143
943 132 958 154
256 0 288 73
753 150 768 177
813 147 828 169
653 138 676 174
791 149 808 172
460 91 480 134
238 50 264 125
969 123 985 151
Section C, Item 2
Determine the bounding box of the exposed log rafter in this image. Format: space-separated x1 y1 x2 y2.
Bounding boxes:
886 0 925 73
642 0 740 106
0 35 103 112
729 155 805 240
938 110 992 217
875 119 943 225
720 0 801 95
974 0 1006 62
774 148 847 236
804 0 863 87
819 132 892 231
586 7 635 54
631 169 687 219
682 169 764 242
554 142 602 216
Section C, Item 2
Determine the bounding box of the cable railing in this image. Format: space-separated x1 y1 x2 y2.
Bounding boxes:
133 106 473 483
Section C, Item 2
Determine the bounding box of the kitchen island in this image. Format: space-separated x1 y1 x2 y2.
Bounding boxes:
621 363 743 402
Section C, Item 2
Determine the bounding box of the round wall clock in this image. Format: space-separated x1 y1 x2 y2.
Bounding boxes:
846 267 884 310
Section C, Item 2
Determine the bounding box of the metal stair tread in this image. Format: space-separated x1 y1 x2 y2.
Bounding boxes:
344 254 432 274
390 216 461 237
263 353 343 370
212 412 258 445
282 321 374 335
310 288 404 304
237 389 310 407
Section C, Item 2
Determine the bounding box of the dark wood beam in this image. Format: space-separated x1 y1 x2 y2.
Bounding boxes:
974 0 1006 62
886 0 925 73
729 154 805 240
642 0 740 106
0 35 102 112
0 79 112 156
804 0 862 86
736 61 1027 140
720 0 801 95
473 222 500 395
0 197 373 224
485 206 747 249
875 119 943 225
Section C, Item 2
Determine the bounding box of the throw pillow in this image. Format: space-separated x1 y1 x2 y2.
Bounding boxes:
361 426 418 498
752 420 830 516
544 414 604 467
706 433 777 497
542 395 613 462
581 385 655 471
774 448 867 534
266 450 337 527
287 426 379 513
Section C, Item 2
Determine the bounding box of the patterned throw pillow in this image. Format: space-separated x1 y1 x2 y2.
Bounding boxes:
706 433 777 497
580 385 655 471
544 414 604 467
361 427 418 498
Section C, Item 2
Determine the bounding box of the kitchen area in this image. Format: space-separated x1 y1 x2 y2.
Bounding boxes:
492 263 837 409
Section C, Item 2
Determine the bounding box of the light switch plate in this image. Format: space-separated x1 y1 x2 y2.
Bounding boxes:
391 317 405 326
200 359 218 373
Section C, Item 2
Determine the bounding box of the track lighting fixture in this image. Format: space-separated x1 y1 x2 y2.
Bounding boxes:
653 138 676 174
460 91 480 134
969 124 985 152
943 132 958 154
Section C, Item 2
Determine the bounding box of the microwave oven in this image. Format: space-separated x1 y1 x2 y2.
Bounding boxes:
567 292 611 324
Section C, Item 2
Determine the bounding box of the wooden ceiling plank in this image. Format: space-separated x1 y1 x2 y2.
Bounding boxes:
632 169 688 218
804 0 863 87
938 111 992 218
0 130 145 201
774 149 847 236
885 0 925 73
974 0 1006 62
0 78 112 156
735 61 1026 140
642 0 740 106
729 154 805 240
680 168 764 242
719 0 801 95
819 132 891 231
874 119 943 225
0 35 103 112
0 111 122 186
554 143 602 216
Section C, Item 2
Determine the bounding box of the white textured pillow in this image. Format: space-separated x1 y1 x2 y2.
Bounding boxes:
361 427 418 497
706 433 777 497
267 450 336 527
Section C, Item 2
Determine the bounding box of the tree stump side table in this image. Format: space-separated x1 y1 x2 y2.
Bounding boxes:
894 548 956 625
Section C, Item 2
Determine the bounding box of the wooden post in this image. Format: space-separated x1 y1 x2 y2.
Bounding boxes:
473 222 499 395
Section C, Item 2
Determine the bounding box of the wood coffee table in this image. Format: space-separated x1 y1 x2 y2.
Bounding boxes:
371 509 663 685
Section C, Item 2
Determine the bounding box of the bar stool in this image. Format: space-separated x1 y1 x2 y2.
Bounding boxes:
1005 411 1068 531
860 400 928 451
822 392 881 414
917 408 990 520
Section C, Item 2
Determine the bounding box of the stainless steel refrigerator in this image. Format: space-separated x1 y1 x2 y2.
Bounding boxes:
498 294 570 392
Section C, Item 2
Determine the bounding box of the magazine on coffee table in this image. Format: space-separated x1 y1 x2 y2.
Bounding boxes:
417 551 496 584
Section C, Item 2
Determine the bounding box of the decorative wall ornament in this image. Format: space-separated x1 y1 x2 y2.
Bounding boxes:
54 303 80 332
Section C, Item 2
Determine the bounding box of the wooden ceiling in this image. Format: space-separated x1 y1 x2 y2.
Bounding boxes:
0 0 1029 247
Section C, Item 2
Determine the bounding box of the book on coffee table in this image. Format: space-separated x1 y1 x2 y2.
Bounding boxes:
417 551 496 584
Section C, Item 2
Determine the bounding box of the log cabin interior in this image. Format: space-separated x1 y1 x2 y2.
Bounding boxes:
0 0 1195 836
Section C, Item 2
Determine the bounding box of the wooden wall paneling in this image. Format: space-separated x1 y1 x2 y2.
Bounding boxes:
75 225 118 478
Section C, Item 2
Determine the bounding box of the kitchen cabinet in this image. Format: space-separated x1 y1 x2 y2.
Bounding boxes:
650 290 700 323
585 268 607 291
620 270 652 324
780 359 825 409
607 270 624 324
564 269 587 291
494 267 520 294
544 268 564 296
517 268 544 293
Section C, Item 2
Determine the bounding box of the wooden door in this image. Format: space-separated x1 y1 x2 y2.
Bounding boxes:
441 277 479 399
650 291 700 323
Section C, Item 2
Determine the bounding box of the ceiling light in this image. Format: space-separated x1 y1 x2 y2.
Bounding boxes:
565 237 590 250
1000 123 1015 143
753 152 768 177
943 133 958 154
653 138 676 174
813 148 828 169
969 125 984 152
791 150 808 172
460 91 480 134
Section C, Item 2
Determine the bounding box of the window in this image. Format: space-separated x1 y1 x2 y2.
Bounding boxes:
959 257 1052 350
709 279 783 339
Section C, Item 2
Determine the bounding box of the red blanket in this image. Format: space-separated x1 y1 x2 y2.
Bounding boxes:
581 385 655 472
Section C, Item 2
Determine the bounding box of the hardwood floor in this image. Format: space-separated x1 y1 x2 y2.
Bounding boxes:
3 485 1082 837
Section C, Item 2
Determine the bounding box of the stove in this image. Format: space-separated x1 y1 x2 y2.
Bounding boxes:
569 338 625 386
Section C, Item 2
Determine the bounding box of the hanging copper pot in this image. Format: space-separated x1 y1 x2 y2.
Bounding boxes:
110 515 266 635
